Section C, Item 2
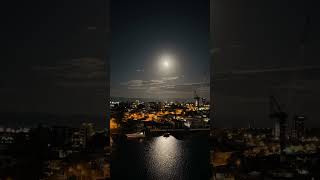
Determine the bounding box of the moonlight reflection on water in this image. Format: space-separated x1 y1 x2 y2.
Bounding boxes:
111 134 211 180
146 136 184 179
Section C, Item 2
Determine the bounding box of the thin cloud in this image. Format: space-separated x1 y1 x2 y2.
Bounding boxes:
121 78 209 95
214 66 320 81
216 66 320 76
87 26 97 30
161 76 179 81
32 57 105 87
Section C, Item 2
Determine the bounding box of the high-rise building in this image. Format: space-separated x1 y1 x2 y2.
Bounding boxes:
279 119 288 147
195 99 199 107
273 120 280 139
201 98 206 106
51 126 73 147
80 123 95 148
292 115 305 140
71 123 95 149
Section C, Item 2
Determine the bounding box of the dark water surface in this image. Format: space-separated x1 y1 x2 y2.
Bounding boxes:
111 134 211 180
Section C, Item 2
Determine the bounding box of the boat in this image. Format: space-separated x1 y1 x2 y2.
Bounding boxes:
163 132 170 137
126 132 146 139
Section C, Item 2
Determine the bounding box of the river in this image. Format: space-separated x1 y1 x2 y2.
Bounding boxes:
111 133 211 180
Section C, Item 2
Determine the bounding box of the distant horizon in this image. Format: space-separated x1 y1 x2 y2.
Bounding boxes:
110 96 210 103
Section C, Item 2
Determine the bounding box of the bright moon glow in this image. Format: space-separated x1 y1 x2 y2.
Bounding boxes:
160 55 172 69
157 54 176 75
163 61 169 67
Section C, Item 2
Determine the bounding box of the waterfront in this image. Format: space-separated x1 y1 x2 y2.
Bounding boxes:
111 133 211 180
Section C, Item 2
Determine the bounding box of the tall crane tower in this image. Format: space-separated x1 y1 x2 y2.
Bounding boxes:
194 90 200 108
269 96 288 158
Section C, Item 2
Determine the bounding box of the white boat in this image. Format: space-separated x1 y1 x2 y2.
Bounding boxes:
126 132 146 139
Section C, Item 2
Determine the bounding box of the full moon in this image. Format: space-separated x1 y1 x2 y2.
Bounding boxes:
161 55 172 69
163 60 169 68
157 54 177 75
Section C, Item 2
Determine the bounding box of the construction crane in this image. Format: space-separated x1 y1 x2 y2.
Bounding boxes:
193 90 200 107
269 96 287 119
269 96 288 156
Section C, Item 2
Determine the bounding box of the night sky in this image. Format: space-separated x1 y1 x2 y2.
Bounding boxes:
211 0 320 127
2 0 320 128
110 0 210 100
1 0 109 124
